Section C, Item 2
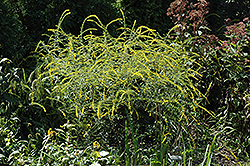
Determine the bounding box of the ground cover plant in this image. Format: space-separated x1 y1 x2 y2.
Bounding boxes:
1 0 250 165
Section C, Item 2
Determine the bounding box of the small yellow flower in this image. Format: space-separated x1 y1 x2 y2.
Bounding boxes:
95 151 101 157
48 128 54 138
93 141 100 149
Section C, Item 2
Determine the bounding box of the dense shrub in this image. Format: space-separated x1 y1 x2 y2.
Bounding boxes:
0 1 23 65
118 0 250 37
210 18 250 161
117 0 174 35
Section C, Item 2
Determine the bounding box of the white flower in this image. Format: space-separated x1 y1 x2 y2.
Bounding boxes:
90 161 101 166
98 150 109 157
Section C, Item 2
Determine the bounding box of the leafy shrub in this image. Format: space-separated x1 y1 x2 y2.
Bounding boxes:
0 56 68 162
117 0 250 37
166 0 250 163
2 0 250 164
210 17 250 161
0 58 20 116
166 0 209 37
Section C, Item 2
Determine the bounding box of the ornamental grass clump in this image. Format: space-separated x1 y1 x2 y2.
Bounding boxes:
35 10 212 161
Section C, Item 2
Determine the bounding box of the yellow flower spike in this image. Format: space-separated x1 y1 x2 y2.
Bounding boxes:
61 111 66 117
188 131 196 149
93 141 100 149
92 100 95 110
128 101 131 110
97 105 100 119
179 113 184 122
162 133 171 144
101 112 108 118
164 118 168 124
103 89 105 100
135 111 139 120
75 106 78 118
184 113 189 125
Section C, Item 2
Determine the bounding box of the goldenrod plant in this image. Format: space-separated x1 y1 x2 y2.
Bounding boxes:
32 9 218 165
36 9 212 128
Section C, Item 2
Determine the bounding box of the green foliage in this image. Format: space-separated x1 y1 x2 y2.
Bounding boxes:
0 118 110 165
3 0 118 68
0 117 218 165
2 1 250 164
208 18 250 161
166 0 250 163
9 0 118 35
32 9 236 164
118 0 174 35
0 56 68 163
207 0 250 36
116 0 250 36
0 58 21 116
0 1 23 64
